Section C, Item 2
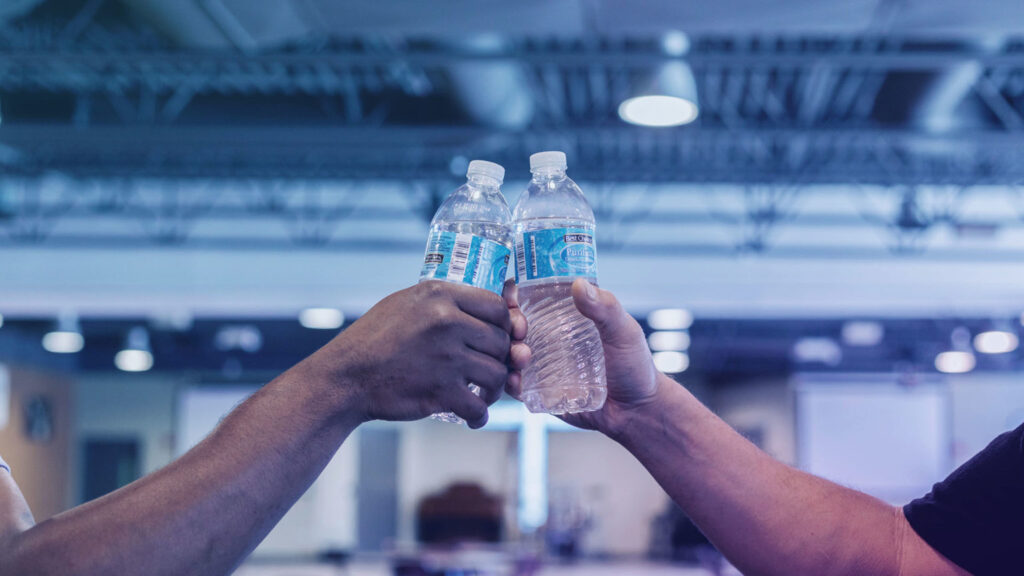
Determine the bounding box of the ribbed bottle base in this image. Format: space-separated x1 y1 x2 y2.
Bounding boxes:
522 384 607 415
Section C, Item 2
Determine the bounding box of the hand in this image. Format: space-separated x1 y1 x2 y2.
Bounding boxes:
307 281 513 429
505 278 662 438
503 280 532 397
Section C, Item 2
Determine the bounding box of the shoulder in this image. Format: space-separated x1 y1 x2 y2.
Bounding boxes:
903 423 1024 575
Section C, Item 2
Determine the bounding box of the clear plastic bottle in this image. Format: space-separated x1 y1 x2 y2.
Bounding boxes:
513 151 607 414
419 159 513 424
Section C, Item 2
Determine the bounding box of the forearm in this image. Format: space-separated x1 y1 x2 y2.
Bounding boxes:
1 358 363 576
614 375 901 576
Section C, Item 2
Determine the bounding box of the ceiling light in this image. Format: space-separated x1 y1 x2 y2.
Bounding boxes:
841 321 884 347
214 325 263 353
792 337 842 366
150 309 194 332
935 351 976 374
950 326 972 350
653 351 690 374
619 95 699 127
115 349 153 372
42 331 84 354
42 312 83 354
661 31 690 57
647 308 693 331
618 62 699 127
299 307 345 330
449 155 469 177
973 331 1019 354
648 331 691 352
115 327 153 372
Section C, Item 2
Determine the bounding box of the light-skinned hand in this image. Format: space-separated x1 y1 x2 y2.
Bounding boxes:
504 278 661 437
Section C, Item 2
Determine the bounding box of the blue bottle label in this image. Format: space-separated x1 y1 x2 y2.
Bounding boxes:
420 230 511 295
515 227 597 283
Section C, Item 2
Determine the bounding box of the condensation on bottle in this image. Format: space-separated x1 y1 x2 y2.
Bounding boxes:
513 151 607 414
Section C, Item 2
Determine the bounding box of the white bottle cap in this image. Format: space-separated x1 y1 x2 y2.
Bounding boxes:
467 160 505 183
529 151 567 172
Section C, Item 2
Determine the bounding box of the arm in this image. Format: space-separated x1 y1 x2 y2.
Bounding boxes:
1 363 361 576
506 279 967 576
0 281 516 576
616 374 966 576
0 467 34 545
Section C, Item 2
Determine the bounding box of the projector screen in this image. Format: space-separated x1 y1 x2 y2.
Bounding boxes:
796 379 951 505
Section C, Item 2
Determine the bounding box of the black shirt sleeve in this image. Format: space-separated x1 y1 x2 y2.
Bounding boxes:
904 423 1024 576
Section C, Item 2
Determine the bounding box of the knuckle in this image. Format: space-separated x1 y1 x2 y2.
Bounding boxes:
487 329 510 354
431 376 452 398
489 365 509 388
476 360 506 387
424 280 448 299
495 305 512 328
626 319 646 341
437 347 457 363
429 303 457 327
487 292 505 308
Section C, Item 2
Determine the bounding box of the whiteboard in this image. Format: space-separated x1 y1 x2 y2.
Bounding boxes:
796 380 951 505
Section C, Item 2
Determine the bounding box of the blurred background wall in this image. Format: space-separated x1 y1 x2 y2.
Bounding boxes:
2 1 1024 574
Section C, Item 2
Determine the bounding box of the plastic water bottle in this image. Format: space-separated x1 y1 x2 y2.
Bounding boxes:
419 159 513 424
513 151 607 414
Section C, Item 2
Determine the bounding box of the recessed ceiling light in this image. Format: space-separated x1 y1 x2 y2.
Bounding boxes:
115 349 154 372
653 351 690 374
299 308 345 330
116 327 153 372
42 331 84 354
841 321 884 347
973 331 1019 354
43 312 84 354
648 331 691 352
647 308 693 331
792 337 842 366
935 351 976 374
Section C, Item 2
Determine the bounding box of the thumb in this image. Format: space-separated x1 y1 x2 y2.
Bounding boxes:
571 279 635 347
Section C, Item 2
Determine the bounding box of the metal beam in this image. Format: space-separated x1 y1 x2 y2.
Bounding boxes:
3 39 1024 96
3 44 1024 70
1 125 1021 184
4 233 1024 263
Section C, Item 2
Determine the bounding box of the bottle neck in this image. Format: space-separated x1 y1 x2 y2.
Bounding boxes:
467 174 502 191
530 167 567 182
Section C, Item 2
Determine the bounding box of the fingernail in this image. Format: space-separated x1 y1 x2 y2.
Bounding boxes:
584 281 598 302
